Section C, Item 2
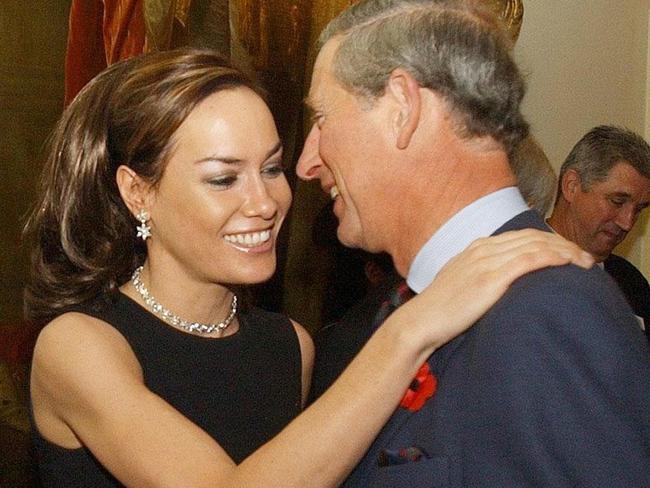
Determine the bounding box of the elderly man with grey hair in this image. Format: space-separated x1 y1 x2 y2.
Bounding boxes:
297 1 650 486
547 125 650 339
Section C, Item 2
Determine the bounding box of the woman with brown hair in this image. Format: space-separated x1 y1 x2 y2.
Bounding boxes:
24 48 591 487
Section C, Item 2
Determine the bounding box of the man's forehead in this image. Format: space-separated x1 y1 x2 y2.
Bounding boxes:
591 162 650 199
305 72 325 109
604 161 650 187
309 39 342 94
306 42 348 113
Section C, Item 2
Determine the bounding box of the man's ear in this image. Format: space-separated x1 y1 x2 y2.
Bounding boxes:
385 68 421 150
116 165 152 216
561 168 583 203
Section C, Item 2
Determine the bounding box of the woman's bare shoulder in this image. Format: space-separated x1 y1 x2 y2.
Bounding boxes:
31 311 144 448
34 311 139 370
32 311 143 404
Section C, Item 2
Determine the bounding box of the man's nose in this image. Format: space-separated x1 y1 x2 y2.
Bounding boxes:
616 205 637 232
296 124 323 180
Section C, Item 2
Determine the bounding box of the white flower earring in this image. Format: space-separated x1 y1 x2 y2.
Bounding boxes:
136 209 151 241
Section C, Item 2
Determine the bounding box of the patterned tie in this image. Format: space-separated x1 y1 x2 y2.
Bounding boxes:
373 280 437 412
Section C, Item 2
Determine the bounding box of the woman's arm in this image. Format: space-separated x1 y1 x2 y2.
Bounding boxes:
291 321 315 408
31 229 592 488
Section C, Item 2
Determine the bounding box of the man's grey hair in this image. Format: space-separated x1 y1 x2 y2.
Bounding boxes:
558 125 650 195
510 136 556 215
319 0 528 155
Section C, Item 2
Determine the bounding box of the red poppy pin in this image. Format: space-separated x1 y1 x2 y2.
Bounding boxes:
400 362 437 412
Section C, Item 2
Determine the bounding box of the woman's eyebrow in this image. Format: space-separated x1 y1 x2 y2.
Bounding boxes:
194 141 283 165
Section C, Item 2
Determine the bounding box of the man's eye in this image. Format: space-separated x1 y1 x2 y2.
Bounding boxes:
310 112 325 127
609 198 625 207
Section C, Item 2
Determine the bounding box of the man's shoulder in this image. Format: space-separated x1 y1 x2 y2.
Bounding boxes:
491 211 630 319
476 261 641 350
449 259 650 400
494 208 547 234
481 211 641 343
501 260 623 315
510 258 611 299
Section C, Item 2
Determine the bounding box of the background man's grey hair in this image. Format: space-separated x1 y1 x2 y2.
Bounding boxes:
319 0 528 156
510 135 556 215
558 125 650 196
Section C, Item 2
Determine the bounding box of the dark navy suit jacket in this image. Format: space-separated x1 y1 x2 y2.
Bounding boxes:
343 211 650 487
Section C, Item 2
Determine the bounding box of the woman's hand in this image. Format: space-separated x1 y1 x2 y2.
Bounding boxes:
387 229 594 354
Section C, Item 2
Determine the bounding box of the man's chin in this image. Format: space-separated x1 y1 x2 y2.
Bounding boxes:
593 233 624 258
590 245 615 263
336 224 363 250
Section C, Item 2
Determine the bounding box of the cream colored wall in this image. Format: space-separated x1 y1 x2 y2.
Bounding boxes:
515 0 650 275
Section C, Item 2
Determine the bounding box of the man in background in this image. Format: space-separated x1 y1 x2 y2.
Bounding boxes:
297 1 650 485
547 125 650 338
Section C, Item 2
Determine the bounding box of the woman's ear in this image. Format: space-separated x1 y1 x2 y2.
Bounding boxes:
116 165 152 216
385 68 422 150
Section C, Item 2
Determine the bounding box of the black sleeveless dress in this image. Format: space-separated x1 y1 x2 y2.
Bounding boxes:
32 293 303 487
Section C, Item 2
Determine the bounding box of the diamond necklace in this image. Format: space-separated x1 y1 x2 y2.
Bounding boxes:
130 266 238 336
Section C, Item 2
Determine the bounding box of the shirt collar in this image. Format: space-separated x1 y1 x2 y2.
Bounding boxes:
406 187 529 293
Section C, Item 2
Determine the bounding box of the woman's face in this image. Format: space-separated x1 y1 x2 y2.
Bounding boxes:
144 87 292 285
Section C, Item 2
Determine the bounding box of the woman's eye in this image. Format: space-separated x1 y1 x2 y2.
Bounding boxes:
208 175 237 188
262 162 286 178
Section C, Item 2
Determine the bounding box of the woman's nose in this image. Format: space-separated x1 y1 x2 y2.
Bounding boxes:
242 179 279 219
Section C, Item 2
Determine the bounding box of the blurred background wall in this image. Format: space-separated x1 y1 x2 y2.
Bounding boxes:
0 3 70 484
1 2 70 324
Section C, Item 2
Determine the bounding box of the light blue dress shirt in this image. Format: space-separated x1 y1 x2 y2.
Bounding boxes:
407 187 530 293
